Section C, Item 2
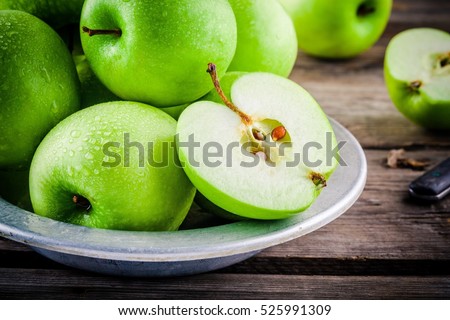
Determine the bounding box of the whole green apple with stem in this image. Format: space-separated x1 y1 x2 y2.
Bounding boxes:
176 64 338 220
279 0 392 59
80 0 237 108
30 101 196 231
0 0 85 28
384 28 450 130
0 10 80 170
227 0 297 77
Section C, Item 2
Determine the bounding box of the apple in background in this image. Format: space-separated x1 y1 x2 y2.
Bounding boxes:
30 101 196 231
384 28 450 130
0 0 85 28
176 64 338 220
227 0 298 77
279 0 392 59
0 10 80 170
80 0 237 108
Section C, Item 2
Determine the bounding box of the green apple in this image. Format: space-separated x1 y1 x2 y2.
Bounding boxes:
194 192 247 222
161 104 188 121
69 28 121 109
279 0 392 59
201 71 248 104
80 0 237 108
176 64 338 220
0 169 33 211
384 28 450 130
0 10 80 170
0 0 85 28
30 101 196 231
74 53 121 109
227 0 297 77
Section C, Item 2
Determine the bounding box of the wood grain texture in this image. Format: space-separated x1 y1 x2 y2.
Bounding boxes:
0 269 448 299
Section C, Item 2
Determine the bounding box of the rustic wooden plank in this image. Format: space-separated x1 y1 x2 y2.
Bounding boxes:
0 269 448 299
288 0 450 149
291 53 450 149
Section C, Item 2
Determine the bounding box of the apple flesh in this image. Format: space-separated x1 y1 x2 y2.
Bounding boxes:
177 65 338 220
279 0 392 59
30 101 196 231
227 0 298 77
384 28 450 130
0 10 80 170
80 0 237 108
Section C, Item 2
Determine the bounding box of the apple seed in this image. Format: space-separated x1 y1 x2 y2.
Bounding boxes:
438 52 450 68
252 129 266 141
271 126 287 141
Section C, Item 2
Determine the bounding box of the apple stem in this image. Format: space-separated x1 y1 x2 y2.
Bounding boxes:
207 63 253 125
73 195 92 212
82 26 122 37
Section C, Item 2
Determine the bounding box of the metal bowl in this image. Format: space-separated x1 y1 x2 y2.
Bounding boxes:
0 118 366 277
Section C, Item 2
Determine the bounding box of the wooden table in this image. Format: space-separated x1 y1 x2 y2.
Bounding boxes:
1 0 449 299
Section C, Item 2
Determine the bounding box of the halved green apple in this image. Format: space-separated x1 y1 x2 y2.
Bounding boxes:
176 64 338 220
384 28 450 130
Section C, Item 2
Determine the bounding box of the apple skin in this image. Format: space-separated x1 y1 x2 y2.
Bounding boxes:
0 10 80 170
384 28 450 130
0 0 85 28
80 0 237 108
30 101 196 231
227 0 298 77
279 0 392 59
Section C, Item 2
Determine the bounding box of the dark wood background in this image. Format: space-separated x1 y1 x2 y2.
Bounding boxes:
0 0 449 299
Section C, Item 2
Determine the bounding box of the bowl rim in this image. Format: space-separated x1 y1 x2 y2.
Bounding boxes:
0 118 367 262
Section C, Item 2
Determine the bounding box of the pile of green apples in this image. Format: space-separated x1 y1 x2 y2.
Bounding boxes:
1 0 448 232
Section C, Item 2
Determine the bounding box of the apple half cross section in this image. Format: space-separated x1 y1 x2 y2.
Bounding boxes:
384 28 450 130
176 65 338 220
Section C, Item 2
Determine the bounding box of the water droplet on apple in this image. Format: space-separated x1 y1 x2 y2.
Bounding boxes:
51 101 58 114
41 67 51 83
67 167 74 177
84 152 94 160
69 150 75 157
93 169 100 175
71 130 81 138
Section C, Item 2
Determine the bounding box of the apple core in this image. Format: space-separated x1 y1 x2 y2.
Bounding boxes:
207 63 326 184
